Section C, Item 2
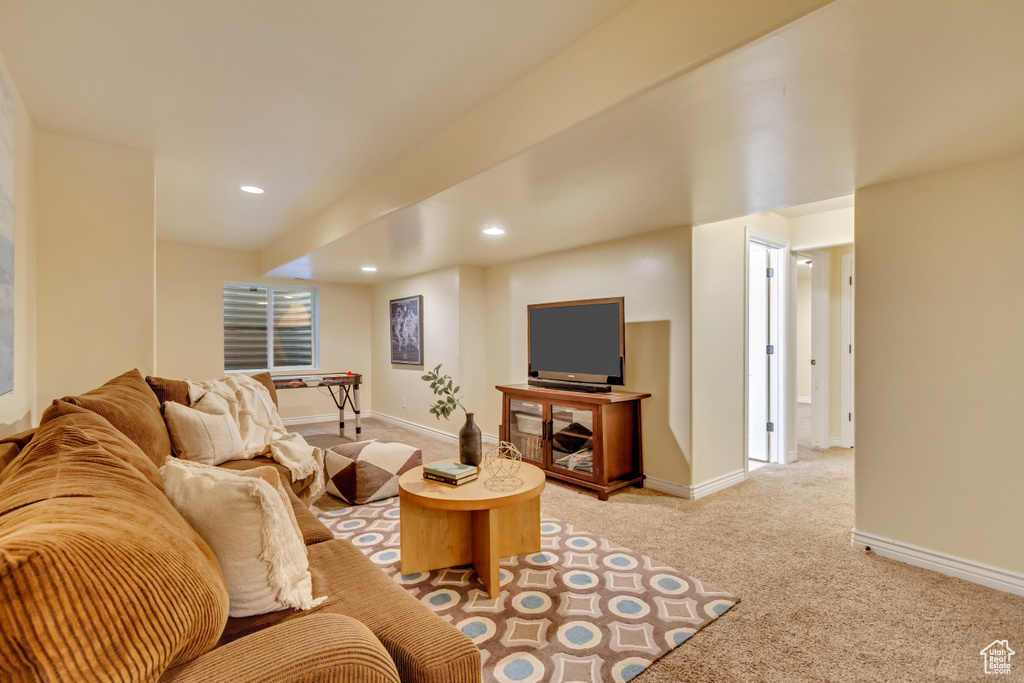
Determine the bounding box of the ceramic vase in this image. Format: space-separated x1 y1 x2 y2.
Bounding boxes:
459 412 482 466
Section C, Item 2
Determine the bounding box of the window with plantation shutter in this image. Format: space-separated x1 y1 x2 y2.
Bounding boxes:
223 282 319 372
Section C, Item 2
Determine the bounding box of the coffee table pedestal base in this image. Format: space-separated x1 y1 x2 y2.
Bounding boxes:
400 496 541 598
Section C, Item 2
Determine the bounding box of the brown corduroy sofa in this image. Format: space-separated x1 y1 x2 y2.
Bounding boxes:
0 369 481 683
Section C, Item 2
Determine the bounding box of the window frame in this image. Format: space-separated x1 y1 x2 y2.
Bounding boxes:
223 281 320 374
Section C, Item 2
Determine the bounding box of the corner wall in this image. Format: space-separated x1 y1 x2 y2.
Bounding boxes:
855 152 1024 575
155 240 372 421
35 132 154 412
691 212 789 484
0 54 37 435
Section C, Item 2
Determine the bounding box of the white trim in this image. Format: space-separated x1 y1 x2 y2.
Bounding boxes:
851 529 1024 597
840 252 855 448
372 411 500 446
745 228 790 469
786 449 798 464
282 411 368 427
828 437 842 448
797 396 812 404
690 469 747 499
645 469 747 499
643 476 690 498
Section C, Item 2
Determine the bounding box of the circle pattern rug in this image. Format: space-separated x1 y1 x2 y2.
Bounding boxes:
315 497 738 683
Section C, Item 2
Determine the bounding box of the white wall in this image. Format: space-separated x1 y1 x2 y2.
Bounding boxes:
796 267 812 400
0 54 37 436
484 227 692 487
855 152 1024 575
789 206 854 250
155 240 372 421
35 132 155 411
371 266 465 436
691 212 789 482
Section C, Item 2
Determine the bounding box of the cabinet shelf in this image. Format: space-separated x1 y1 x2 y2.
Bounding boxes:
497 384 650 501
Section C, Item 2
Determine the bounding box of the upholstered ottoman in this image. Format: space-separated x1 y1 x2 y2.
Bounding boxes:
325 441 422 504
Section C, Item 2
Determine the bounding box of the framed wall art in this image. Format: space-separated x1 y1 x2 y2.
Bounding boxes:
390 295 423 365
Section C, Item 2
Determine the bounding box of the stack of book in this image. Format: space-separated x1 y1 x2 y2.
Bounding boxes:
423 461 479 486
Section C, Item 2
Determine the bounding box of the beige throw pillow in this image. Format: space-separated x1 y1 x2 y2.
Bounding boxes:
163 392 244 466
160 458 326 618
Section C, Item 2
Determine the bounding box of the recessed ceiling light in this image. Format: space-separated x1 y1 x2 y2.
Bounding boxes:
361 266 377 272
240 185 264 194
483 226 505 236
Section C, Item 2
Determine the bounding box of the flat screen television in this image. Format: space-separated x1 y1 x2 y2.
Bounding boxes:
528 297 625 386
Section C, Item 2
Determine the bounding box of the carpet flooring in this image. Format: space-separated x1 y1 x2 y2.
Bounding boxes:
296 417 1024 682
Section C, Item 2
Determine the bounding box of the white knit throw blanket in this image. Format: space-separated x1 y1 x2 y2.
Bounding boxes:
188 375 326 502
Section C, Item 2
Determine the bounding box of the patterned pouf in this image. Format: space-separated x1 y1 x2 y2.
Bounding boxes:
324 441 421 504
315 498 738 683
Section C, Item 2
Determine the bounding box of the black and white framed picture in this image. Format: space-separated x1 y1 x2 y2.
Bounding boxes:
390 295 423 365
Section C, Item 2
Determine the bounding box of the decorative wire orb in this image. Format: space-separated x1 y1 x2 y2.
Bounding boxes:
483 441 523 491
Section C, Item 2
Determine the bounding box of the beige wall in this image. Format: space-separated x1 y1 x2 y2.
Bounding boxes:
0 56 37 436
691 212 788 482
155 240 371 421
371 266 464 436
789 206 854 250
484 226 692 488
35 132 154 412
796 268 812 400
855 152 1024 574
827 244 854 439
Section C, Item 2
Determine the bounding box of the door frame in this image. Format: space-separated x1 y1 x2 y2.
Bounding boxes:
744 228 790 470
840 252 855 448
795 249 830 449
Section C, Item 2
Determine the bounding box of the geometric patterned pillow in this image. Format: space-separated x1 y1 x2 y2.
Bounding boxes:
325 441 422 505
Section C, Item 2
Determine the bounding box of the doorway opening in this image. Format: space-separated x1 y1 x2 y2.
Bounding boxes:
746 230 789 472
795 250 830 450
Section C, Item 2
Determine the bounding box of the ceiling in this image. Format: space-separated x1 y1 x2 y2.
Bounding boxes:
0 0 629 248
269 0 1024 281
3 1 1023 283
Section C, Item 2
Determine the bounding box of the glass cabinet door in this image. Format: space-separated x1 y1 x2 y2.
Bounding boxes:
508 399 544 464
548 405 595 480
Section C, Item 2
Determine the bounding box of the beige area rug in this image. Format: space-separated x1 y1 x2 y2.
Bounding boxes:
296 417 1024 682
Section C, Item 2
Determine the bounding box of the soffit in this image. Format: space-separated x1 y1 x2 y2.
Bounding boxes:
270 0 1024 281
0 0 630 248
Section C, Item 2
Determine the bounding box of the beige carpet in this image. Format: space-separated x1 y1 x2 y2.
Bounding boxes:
296 417 1024 682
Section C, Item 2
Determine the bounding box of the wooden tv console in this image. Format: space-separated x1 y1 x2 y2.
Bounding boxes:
496 384 650 501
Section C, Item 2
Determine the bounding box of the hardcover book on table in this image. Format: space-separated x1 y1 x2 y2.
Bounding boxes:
423 461 478 479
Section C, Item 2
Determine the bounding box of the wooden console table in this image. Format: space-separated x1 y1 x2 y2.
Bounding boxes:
497 384 649 501
272 373 362 435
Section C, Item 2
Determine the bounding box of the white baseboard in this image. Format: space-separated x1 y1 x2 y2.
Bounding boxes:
851 529 1024 597
797 396 812 404
372 412 499 446
282 411 367 427
828 437 842 448
645 469 746 500
786 449 798 464
643 476 690 498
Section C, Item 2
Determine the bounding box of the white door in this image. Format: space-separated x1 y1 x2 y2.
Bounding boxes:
841 253 855 447
748 243 769 462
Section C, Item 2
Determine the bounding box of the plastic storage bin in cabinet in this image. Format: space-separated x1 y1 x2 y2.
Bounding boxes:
516 413 543 435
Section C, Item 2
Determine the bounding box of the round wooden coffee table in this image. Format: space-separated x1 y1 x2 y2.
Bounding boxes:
398 460 545 598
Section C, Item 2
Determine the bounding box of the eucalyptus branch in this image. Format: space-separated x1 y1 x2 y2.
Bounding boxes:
421 364 466 419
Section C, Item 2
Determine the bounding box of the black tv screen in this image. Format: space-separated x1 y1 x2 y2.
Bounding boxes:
528 297 625 385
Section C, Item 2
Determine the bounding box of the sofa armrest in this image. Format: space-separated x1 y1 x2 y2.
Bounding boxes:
159 613 400 683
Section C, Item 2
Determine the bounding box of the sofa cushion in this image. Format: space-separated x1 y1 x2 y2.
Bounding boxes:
161 458 326 618
250 371 279 407
220 456 317 505
164 393 245 466
58 368 172 467
147 374 191 405
325 441 422 504
0 403 229 682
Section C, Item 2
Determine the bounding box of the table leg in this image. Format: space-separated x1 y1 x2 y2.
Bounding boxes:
353 384 361 435
471 496 542 599
399 497 472 576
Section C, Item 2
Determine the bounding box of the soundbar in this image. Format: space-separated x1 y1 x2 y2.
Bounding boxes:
528 378 612 393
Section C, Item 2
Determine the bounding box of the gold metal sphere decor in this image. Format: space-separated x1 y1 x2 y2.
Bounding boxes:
483 441 523 491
